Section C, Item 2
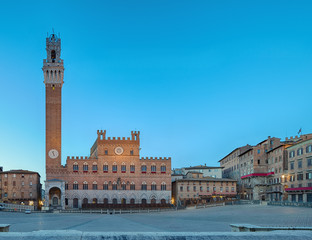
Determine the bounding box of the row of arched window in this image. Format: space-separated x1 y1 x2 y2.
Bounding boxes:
72 162 166 174
67 198 167 207
67 181 167 191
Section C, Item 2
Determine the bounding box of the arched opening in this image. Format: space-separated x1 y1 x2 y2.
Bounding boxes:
130 198 135 204
103 198 108 204
151 198 156 205
92 198 98 204
51 50 56 62
73 198 79 208
112 198 118 204
49 187 61 208
141 198 147 205
82 198 88 204
161 199 166 204
121 198 126 205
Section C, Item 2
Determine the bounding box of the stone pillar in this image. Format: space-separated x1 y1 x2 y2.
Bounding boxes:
303 193 307 203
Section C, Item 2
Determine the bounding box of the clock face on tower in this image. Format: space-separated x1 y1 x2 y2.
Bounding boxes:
48 149 59 159
115 147 124 155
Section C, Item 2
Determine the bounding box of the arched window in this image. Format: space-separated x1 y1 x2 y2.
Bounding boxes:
73 181 78 190
141 181 147 191
151 182 157 191
83 163 88 172
130 182 135 190
51 50 56 62
112 162 117 173
161 164 166 173
103 163 108 173
73 162 78 172
161 182 166 191
141 164 147 173
130 163 135 173
112 181 117 190
92 181 97 190
83 181 88 190
151 164 156 173
103 181 108 190
121 162 126 173
92 198 97 204
122 182 126 190
92 163 98 172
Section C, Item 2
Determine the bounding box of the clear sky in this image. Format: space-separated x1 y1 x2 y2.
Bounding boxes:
1 1 312 182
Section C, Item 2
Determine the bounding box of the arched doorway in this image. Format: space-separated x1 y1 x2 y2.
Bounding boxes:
92 198 98 204
103 198 108 204
73 198 79 208
141 198 147 205
121 198 126 205
161 199 166 204
49 187 61 209
151 198 156 204
112 198 118 204
130 198 135 204
83 198 88 204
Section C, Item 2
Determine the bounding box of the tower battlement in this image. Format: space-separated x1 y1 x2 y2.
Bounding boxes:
96 130 140 143
67 156 89 160
140 157 171 161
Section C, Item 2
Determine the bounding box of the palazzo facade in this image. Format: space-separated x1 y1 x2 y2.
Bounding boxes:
43 34 171 209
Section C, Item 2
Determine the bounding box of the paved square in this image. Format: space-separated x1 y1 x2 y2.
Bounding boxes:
0 205 311 232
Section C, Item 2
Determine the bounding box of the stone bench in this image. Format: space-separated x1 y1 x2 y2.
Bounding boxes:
0 224 10 232
230 224 312 232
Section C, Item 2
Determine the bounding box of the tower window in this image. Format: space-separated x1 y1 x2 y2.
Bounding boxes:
51 50 56 62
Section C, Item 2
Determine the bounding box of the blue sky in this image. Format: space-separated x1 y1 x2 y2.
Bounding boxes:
1 1 312 181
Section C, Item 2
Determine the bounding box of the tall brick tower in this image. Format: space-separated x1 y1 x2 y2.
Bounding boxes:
42 33 64 178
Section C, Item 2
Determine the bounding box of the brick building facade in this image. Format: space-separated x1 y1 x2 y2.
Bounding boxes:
172 172 237 206
220 134 312 203
0 170 41 209
43 33 171 210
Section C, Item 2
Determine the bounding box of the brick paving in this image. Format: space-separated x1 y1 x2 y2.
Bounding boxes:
0 205 311 232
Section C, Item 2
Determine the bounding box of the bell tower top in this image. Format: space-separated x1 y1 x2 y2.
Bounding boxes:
43 31 64 85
